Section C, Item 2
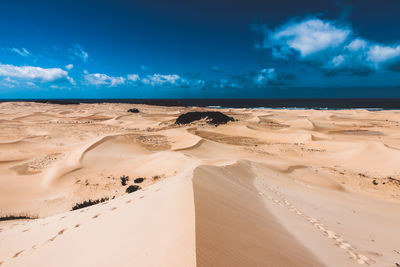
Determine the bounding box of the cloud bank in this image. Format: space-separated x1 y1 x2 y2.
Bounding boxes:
84 73 125 87
259 17 400 75
0 64 74 84
127 73 206 88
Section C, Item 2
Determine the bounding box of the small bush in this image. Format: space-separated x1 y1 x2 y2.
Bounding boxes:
120 175 129 186
134 177 145 183
126 185 141 193
128 108 139 113
71 197 109 211
0 214 38 221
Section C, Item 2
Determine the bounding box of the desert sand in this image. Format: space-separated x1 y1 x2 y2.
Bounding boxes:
0 102 399 266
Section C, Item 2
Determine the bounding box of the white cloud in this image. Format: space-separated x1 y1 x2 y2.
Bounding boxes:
26 81 37 87
254 68 278 85
260 17 400 74
141 74 182 86
126 73 205 88
269 18 350 58
69 44 89 62
5 77 18 85
0 77 19 88
127 74 140 82
10 47 31 57
213 79 243 89
140 74 205 88
65 64 74 70
367 44 400 67
84 72 125 87
0 64 74 83
346 39 368 51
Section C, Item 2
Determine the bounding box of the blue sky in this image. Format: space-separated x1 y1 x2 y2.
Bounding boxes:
0 0 400 98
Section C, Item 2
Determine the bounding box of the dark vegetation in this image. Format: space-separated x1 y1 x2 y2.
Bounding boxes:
387 176 400 185
128 108 139 113
152 175 161 181
71 197 109 211
134 177 145 183
0 214 38 221
175 111 235 126
120 175 129 186
126 185 141 193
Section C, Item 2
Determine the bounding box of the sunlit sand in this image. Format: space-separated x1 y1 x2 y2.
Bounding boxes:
0 102 399 266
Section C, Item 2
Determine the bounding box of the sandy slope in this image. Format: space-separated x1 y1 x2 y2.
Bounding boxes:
0 102 400 266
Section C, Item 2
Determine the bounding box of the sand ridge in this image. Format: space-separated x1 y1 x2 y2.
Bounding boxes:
0 102 400 266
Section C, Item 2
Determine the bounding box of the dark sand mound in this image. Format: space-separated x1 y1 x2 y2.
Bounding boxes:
176 111 235 125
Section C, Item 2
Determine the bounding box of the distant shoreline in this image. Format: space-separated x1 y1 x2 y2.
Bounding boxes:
1 98 400 109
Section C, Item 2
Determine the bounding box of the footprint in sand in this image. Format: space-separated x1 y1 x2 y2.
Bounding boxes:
22 228 30 233
110 207 117 211
59 216 66 220
13 250 24 258
259 181 375 265
48 228 66 242
58 229 66 235
92 214 101 219
126 200 132 204
74 224 80 228
139 195 144 199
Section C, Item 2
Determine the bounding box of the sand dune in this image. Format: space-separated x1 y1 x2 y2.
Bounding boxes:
0 102 400 266
193 161 323 266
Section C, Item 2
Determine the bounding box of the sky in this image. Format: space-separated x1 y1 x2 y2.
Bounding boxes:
0 0 400 98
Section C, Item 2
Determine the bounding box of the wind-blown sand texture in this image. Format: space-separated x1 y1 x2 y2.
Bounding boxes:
0 102 399 266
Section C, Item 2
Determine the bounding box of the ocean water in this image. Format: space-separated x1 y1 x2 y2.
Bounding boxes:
2 98 400 110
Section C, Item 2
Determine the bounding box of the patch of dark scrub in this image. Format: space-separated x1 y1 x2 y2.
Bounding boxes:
134 177 145 183
386 177 400 185
0 214 38 221
176 111 235 126
71 197 109 211
126 185 141 193
127 108 139 113
120 175 129 186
